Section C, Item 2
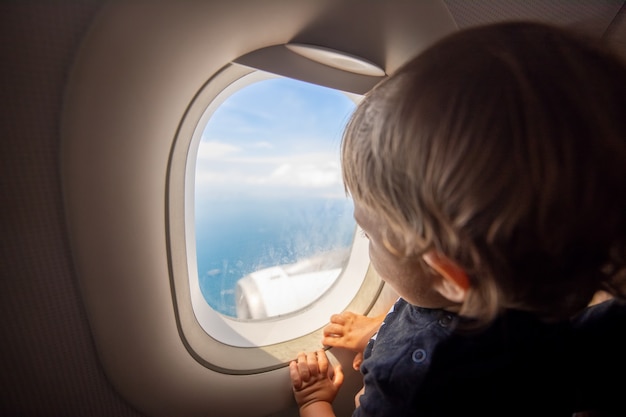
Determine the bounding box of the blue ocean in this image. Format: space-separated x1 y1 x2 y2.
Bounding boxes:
195 198 356 317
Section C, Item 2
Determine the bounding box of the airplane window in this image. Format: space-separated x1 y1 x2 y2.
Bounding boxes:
195 76 357 320
169 62 379 363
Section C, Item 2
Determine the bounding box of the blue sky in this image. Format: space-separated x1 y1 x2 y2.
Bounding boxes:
195 76 358 200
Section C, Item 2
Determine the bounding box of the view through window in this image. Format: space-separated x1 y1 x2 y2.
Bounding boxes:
195 76 358 320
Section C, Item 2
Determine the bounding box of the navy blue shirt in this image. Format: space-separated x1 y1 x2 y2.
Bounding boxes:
354 298 626 417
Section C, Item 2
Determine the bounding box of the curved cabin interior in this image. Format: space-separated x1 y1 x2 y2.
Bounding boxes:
1 1 625 416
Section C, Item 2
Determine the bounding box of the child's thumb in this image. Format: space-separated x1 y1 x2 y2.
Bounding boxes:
332 364 344 389
352 352 364 370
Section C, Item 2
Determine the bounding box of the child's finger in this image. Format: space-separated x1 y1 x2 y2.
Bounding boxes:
322 334 343 347
316 349 328 375
296 352 310 381
289 361 302 389
306 351 319 377
352 351 364 371
329 313 346 325
323 323 345 337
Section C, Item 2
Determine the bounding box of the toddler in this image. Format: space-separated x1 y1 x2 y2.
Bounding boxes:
290 21 626 417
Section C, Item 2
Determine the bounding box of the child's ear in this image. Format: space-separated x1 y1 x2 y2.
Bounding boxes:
422 251 469 303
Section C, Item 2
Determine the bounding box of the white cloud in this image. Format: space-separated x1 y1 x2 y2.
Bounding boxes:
252 141 273 149
197 141 241 160
195 150 343 195
268 162 340 188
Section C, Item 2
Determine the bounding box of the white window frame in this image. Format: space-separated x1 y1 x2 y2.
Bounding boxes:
167 62 382 373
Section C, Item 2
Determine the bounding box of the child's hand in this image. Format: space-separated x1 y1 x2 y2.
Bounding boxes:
289 349 344 412
322 311 384 352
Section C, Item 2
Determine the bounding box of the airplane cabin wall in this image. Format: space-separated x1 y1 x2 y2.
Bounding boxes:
1 1 625 417
0 3 146 416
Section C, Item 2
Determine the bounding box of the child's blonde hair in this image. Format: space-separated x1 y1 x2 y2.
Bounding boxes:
342 22 626 327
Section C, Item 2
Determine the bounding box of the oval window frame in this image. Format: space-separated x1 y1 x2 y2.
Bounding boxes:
167 61 383 373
